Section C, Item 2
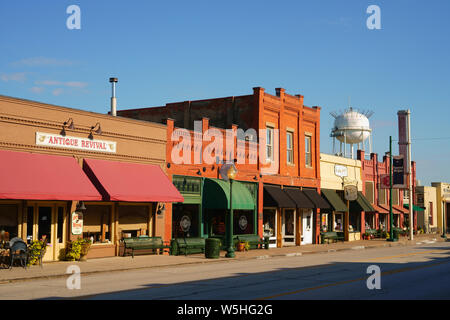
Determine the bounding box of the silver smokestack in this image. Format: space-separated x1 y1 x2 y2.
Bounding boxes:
109 77 118 116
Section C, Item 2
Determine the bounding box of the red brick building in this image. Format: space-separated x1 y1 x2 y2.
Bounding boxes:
118 87 329 247
358 150 417 233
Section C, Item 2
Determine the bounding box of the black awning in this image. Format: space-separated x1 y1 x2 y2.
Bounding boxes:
263 185 296 208
303 189 331 209
283 188 315 209
321 189 348 212
350 191 375 212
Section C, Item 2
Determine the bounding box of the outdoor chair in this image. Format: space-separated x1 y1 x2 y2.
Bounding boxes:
9 238 28 269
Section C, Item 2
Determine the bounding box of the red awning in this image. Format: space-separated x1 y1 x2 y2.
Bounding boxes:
394 205 409 214
83 158 184 202
372 204 389 214
0 150 102 201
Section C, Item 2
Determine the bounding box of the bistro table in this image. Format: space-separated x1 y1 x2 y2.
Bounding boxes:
0 246 10 268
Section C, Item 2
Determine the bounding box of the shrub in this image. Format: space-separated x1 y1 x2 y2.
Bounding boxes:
27 240 47 266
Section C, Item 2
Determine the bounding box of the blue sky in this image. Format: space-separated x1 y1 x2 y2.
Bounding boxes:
1 0 449 185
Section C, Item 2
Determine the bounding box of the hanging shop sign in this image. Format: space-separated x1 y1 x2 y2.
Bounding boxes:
71 212 83 235
36 132 117 153
392 155 407 189
334 165 348 178
344 185 358 201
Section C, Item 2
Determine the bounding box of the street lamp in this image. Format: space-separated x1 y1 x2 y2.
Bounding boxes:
225 164 237 258
387 136 397 242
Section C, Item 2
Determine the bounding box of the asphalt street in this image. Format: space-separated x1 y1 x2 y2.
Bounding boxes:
0 241 449 300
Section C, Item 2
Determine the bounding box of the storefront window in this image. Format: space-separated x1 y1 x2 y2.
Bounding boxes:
84 205 112 243
349 212 360 232
365 213 375 230
379 215 386 230
172 204 200 238
334 213 343 231
233 210 254 235
209 210 226 236
118 205 149 239
0 204 19 241
263 209 276 238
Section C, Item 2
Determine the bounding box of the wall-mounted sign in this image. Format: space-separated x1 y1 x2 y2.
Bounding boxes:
344 185 358 201
443 184 450 199
334 165 348 178
36 132 116 153
71 212 83 235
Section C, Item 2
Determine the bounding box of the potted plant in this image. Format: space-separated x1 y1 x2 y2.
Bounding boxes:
237 241 246 252
79 238 92 261
27 240 47 266
65 238 92 261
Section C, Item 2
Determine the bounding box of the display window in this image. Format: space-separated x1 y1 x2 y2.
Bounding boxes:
172 204 200 238
118 205 150 239
83 205 112 244
233 210 254 235
0 204 19 241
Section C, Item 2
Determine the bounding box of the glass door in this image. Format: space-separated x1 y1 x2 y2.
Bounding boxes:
263 209 277 248
26 203 66 261
282 209 295 246
301 209 313 245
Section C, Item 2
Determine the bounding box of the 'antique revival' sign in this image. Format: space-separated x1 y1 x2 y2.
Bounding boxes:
36 132 117 153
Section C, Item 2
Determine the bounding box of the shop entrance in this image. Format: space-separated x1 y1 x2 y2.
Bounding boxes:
27 203 67 261
301 209 313 245
282 209 296 246
263 208 277 248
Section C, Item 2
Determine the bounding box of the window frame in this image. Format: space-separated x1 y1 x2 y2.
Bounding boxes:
305 135 312 167
286 130 294 165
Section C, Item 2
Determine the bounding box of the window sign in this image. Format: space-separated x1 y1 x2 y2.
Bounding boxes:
71 212 83 235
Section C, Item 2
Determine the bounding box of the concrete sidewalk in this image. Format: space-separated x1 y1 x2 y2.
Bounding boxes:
0 233 445 284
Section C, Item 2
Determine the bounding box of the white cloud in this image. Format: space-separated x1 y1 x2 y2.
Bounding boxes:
1 72 27 82
35 80 88 88
65 81 88 88
12 57 75 67
52 88 64 96
30 87 45 94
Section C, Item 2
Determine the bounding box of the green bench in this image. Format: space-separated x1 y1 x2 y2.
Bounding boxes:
170 237 205 256
320 231 345 244
235 234 268 250
123 236 170 258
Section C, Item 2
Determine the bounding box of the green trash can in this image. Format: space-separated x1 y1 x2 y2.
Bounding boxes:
205 238 221 259
393 228 399 240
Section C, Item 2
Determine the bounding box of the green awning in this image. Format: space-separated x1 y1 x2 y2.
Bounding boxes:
350 191 375 212
404 204 425 211
203 178 255 210
321 189 348 212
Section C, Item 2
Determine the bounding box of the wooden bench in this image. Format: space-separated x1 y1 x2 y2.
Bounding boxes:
170 237 205 256
123 236 169 258
235 235 268 250
320 231 345 244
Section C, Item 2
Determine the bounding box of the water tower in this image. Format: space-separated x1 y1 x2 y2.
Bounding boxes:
330 107 373 159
